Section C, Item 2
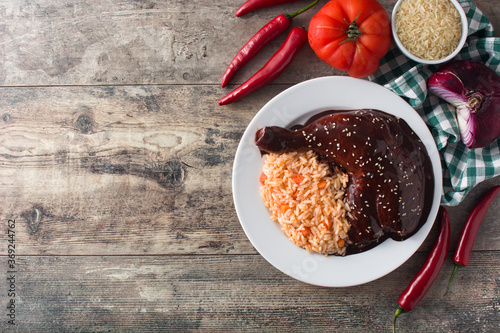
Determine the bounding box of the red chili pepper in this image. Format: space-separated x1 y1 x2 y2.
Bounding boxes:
218 26 308 106
392 206 450 333
444 185 500 296
222 0 318 88
236 0 302 17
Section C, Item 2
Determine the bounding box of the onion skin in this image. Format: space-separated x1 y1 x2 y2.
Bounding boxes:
428 60 500 148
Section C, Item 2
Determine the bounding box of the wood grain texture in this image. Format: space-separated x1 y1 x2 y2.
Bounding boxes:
0 85 257 255
0 0 499 331
0 0 498 86
0 253 498 332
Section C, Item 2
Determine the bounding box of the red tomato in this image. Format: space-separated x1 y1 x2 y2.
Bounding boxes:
308 0 391 78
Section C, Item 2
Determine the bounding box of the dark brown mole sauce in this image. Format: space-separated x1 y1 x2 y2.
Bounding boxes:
258 109 435 255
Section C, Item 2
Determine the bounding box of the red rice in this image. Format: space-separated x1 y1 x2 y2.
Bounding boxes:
260 150 350 255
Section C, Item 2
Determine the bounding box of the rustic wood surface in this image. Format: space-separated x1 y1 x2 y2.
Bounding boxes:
0 0 499 331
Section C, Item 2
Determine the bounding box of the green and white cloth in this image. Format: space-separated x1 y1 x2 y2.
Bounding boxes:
369 0 500 206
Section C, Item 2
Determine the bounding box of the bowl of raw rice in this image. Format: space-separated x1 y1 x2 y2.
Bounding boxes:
232 76 442 287
391 0 468 64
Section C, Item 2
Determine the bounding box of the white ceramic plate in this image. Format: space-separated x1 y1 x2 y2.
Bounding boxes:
232 76 442 287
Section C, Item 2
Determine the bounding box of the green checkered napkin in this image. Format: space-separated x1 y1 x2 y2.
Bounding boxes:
369 0 500 206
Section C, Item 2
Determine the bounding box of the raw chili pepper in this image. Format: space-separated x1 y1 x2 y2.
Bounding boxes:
222 14 289 87
222 0 318 87
444 185 500 296
392 207 450 333
218 26 308 105
236 0 302 17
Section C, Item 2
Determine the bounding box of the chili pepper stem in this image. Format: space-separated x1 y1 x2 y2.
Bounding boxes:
286 0 318 20
444 263 462 296
392 306 406 333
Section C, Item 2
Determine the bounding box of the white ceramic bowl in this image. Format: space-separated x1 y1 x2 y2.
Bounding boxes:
391 0 468 65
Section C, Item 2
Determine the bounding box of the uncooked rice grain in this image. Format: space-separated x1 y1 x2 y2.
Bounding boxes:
395 0 462 60
260 150 350 255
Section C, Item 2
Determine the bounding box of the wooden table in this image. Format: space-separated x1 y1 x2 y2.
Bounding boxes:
1 0 499 331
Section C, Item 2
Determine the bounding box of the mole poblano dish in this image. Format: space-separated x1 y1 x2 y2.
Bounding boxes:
255 109 435 255
232 76 442 287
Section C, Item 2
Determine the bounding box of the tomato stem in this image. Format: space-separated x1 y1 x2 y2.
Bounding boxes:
340 12 362 44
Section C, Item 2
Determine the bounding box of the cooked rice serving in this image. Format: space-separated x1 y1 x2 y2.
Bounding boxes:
260 150 350 256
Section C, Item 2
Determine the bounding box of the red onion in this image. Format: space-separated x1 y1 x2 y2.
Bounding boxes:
428 60 500 148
